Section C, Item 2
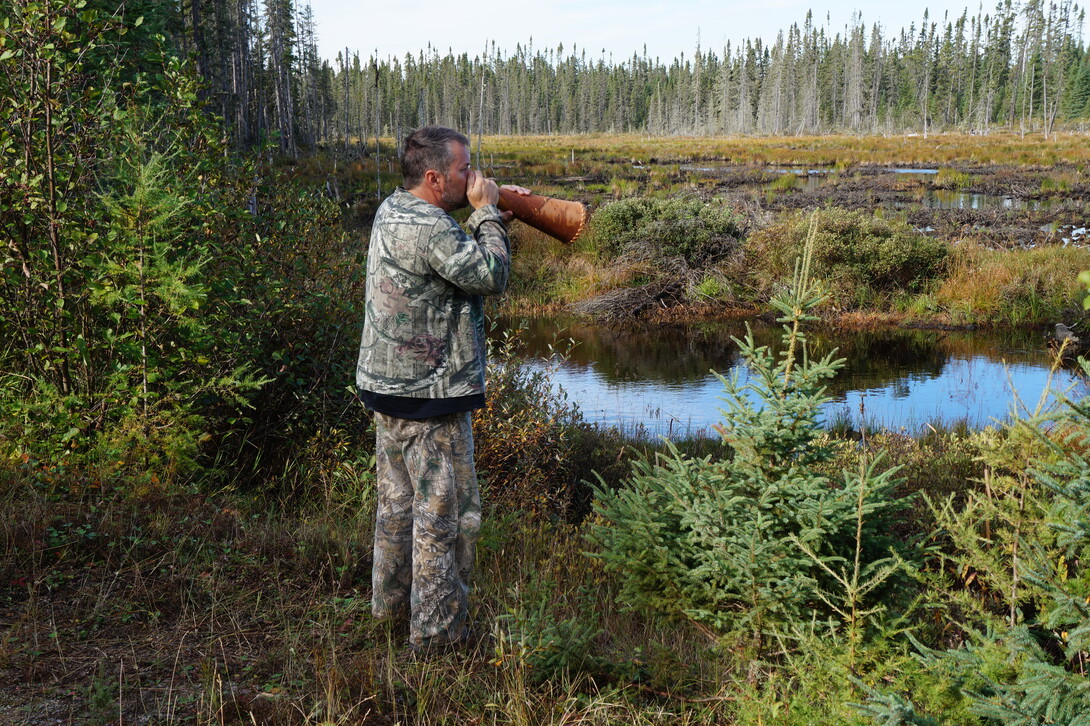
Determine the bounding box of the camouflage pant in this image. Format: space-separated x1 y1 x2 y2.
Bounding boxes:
371 411 481 647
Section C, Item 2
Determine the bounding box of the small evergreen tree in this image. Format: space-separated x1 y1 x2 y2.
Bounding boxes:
923 380 1090 725
588 220 907 644
861 345 1090 725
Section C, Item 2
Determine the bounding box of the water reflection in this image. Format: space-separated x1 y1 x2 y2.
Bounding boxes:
753 174 1047 210
910 189 1049 211
494 317 1087 437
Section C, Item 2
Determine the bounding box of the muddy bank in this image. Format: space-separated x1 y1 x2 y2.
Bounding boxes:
702 164 1089 250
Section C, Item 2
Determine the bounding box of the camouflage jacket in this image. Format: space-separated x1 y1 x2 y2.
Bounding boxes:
356 187 510 399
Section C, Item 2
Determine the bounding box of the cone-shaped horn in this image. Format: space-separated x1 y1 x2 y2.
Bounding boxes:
497 188 590 244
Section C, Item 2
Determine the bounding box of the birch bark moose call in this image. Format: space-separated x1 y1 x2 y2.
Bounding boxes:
496 188 590 244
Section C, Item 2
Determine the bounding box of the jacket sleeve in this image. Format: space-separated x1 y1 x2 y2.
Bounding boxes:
426 204 510 295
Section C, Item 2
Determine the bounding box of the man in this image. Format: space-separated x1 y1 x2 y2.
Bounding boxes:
356 126 528 652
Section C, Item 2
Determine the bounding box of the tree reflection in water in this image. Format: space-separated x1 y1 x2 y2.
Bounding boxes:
494 316 1086 437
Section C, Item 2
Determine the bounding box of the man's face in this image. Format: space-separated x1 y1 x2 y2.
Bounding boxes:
439 142 472 211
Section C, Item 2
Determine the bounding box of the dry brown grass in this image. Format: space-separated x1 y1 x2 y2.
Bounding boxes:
478 132 1090 168
0 461 734 725
936 243 1090 325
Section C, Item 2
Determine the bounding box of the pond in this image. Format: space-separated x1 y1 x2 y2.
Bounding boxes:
494 316 1088 438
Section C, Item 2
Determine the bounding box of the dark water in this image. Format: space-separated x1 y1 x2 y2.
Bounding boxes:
494 316 1087 438
919 190 1042 210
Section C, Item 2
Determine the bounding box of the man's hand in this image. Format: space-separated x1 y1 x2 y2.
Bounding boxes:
467 170 500 210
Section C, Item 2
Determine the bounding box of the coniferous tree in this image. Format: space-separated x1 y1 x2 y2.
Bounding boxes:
588 224 907 643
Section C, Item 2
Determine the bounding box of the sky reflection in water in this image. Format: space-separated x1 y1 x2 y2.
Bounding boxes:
497 317 1088 438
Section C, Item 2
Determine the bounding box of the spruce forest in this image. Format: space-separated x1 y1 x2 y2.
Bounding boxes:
176 0 1090 147
5 0 1090 724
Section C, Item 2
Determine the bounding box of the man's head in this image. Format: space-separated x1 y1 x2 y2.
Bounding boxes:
402 126 472 211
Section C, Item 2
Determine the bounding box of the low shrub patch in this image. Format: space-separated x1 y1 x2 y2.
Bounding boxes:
747 208 949 309
586 195 746 268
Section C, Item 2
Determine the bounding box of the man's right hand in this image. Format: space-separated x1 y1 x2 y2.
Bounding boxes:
466 170 500 210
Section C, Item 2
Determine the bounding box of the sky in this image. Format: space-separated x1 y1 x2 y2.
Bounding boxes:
305 0 992 66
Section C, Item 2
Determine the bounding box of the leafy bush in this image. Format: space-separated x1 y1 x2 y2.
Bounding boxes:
588 231 909 643
586 195 745 268
475 328 610 520
0 6 361 488
748 209 949 308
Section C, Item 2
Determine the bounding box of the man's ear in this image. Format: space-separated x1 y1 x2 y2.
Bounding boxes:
423 168 442 187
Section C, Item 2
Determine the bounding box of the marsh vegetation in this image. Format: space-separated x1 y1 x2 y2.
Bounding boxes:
6 2 1090 723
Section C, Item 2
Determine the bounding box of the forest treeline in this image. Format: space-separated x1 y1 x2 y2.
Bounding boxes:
162 0 1090 153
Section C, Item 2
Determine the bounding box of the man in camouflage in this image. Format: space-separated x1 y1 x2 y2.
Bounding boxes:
356 126 529 651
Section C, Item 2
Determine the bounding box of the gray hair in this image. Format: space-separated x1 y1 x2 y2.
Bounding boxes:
401 126 469 188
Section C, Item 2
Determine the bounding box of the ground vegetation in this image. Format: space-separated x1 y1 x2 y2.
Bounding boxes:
6 4 1090 724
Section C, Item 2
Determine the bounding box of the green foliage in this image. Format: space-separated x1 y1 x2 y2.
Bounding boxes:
588 222 909 643
494 579 620 684
769 173 801 192
852 678 942 725
1040 175 1072 193
935 168 973 190
0 5 360 487
475 328 625 520
586 195 745 268
748 209 949 309
0 0 122 402
694 272 729 301
861 363 1090 724
1077 269 1090 310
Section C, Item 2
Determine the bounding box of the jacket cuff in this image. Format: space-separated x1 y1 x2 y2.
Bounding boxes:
468 204 505 233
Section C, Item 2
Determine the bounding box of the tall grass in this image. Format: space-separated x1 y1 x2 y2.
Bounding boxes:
936 243 1090 325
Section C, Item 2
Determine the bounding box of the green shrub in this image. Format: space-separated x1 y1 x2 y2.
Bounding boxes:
475 328 623 521
863 364 1090 724
0 9 360 489
494 578 621 684
694 273 729 300
586 195 745 268
748 209 948 308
